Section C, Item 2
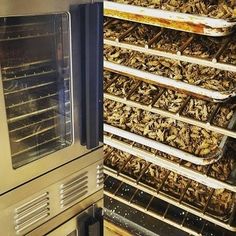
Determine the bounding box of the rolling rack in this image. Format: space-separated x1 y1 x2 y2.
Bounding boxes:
103 1 236 235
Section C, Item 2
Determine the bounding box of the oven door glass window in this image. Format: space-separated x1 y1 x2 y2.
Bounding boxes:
0 13 72 168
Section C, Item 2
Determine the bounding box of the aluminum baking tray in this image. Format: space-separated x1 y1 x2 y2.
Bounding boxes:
104 70 236 139
104 168 236 231
104 1 236 37
104 136 236 191
104 175 236 234
104 122 231 165
104 18 236 73
104 60 236 102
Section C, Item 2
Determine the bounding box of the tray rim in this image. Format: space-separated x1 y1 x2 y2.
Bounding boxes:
104 91 236 139
104 38 236 74
104 167 236 232
104 1 236 37
104 60 236 102
104 124 224 165
104 135 236 191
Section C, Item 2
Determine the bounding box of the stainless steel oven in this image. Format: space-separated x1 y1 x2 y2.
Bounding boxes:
0 0 103 194
0 1 103 235
0 148 104 235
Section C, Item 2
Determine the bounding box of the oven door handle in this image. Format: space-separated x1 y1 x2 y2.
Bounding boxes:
77 207 103 236
71 2 103 149
84 2 103 149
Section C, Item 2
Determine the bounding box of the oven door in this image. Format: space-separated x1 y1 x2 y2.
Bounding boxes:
0 0 103 194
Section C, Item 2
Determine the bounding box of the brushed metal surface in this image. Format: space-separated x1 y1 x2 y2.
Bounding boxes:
0 0 103 16
0 0 103 193
0 148 103 235
43 198 103 236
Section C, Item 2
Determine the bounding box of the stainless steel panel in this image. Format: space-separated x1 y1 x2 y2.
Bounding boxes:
34 198 103 236
0 148 103 235
0 0 103 17
0 6 103 193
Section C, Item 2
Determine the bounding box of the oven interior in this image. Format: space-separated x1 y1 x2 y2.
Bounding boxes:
0 14 72 168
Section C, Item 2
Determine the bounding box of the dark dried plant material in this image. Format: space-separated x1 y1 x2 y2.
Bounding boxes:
104 18 134 40
183 36 223 59
141 163 169 188
104 45 236 92
183 180 212 209
152 29 189 52
104 99 223 157
104 45 131 64
122 156 148 178
104 144 114 155
182 98 217 122
161 172 189 198
213 103 235 128
104 70 117 88
209 189 234 217
123 24 159 46
104 147 132 170
219 37 236 64
129 82 160 105
154 89 188 113
208 151 235 181
106 74 136 97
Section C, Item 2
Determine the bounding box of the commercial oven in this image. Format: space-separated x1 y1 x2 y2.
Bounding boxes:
0 0 103 235
103 1 236 235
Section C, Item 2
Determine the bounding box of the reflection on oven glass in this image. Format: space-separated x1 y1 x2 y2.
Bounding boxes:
0 13 72 168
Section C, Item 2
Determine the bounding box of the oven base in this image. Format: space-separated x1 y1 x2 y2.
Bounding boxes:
27 193 103 236
0 147 103 236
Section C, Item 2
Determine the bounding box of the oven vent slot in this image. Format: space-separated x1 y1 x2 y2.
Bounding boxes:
60 171 89 208
97 164 104 187
14 192 50 234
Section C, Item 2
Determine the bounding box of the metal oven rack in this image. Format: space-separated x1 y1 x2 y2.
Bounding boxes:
104 133 236 192
104 18 236 72
104 70 236 139
5 65 71 168
0 16 71 168
104 60 236 102
104 123 227 165
104 160 236 232
103 3 236 235
104 17 236 101
104 175 236 236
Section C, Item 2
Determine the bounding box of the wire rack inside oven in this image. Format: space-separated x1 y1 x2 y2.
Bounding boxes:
0 14 72 168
